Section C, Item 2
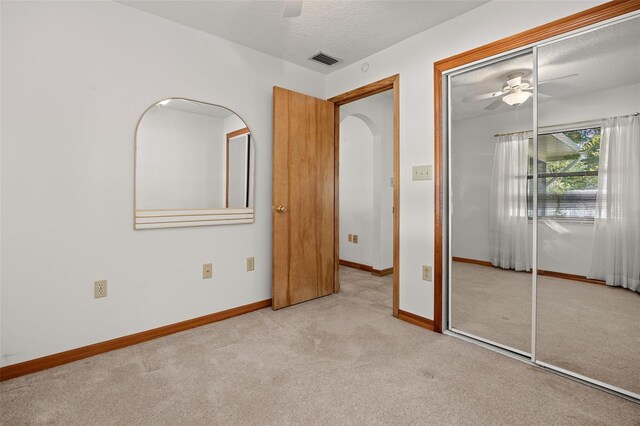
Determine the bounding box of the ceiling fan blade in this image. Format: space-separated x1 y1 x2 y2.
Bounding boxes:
522 88 552 98
463 92 498 102
539 73 578 84
506 76 521 87
283 0 303 17
521 87 553 99
463 90 508 102
484 98 504 110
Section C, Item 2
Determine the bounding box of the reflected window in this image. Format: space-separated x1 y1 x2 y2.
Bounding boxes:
527 127 601 220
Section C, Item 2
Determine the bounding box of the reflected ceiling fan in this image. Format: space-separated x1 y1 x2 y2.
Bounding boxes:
465 72 578 110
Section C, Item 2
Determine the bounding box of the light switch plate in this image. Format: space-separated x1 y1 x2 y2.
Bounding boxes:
246 257 255 272
413 165 433 181
348 234 353 243
422 265 432 282
353 234 359 244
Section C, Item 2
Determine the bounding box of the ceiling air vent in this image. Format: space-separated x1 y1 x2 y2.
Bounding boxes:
310 52 340 66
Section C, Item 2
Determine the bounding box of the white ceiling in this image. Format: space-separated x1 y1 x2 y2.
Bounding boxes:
118 0 489 74
451 16 640 120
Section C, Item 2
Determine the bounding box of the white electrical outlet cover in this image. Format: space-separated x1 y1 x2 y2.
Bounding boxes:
94 280 107 298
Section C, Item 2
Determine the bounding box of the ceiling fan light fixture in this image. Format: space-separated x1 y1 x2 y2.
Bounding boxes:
502 90 532 106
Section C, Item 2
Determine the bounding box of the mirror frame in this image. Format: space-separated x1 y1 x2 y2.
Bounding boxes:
133 97 255 230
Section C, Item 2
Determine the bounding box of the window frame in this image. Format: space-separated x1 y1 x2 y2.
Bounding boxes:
526 126 601 222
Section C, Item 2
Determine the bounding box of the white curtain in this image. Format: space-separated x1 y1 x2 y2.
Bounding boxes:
489 132 531 271
588 115 640 292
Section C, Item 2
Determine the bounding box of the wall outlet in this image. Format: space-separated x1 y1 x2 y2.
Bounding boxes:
422 265 432 282
203 263 213 279
412 165 433 181
94 280 107 298
246 257 255 271
348 234 353 243
352 234 359 244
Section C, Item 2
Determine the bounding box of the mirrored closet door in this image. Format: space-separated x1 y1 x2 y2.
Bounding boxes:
446 12 639 401
535 16 640 397
449 52 534 356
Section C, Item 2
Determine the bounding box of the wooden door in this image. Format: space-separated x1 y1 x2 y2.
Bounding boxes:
272 87 335 309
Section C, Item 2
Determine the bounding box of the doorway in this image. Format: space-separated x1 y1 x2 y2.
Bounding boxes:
329 75 400 317
271 76 399 315
337 92 394 312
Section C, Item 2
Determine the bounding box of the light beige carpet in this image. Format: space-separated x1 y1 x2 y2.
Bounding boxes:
451 261 640 395
1 266 638 425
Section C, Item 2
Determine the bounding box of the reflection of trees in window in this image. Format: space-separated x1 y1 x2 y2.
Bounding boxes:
527 127 601 220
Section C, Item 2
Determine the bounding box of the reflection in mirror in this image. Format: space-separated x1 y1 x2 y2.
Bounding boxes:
446 14 639 401
226 128 251 208
449 52 534 354
536 16 640 396
135 98 254 229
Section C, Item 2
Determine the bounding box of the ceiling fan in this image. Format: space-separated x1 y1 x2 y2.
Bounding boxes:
465 72 578 110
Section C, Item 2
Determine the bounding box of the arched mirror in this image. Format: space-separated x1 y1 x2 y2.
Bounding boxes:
134 98 254 229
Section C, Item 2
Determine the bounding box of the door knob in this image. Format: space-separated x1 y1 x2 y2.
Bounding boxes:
274 205 287 213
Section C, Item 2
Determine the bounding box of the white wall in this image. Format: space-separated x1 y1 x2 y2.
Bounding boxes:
0 1 324 367
451 83 640 276
340 94 393 270
339 116 374 266
1 0 611 365
136 107 225 209
326 1 605 319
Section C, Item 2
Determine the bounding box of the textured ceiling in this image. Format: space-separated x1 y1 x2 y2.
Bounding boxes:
451 16 640 120
118 0 489 74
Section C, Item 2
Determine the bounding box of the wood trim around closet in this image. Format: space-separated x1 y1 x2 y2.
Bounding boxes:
328 74 401 318
433 0 640 334
0 298 271 382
